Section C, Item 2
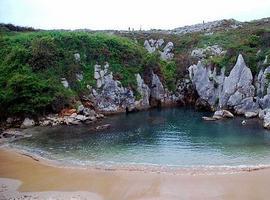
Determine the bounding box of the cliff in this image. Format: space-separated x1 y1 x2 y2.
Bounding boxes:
0 17 270 128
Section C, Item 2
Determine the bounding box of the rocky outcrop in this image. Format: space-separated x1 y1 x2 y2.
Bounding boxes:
91 63 136 113
188 61 225 107
220 54 255 109
135 74 150 109
191 45 226 60
144 39 174 61
189 54 256 113
172 19 242 35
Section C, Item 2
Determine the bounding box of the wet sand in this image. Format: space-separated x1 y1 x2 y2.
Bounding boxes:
0 149 270 200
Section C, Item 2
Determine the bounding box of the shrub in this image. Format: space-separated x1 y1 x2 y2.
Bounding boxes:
29 36 58 71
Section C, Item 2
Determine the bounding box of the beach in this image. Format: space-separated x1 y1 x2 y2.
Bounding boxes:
0 149 270 200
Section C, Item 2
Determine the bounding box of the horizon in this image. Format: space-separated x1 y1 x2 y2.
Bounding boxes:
1 0 270 31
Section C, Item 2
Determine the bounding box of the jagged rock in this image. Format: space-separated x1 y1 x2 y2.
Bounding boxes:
160 42 174 61
245 111 258 118
144 39 174 60
135 74 150 109
189 62 224 106
259 94 270 109
222 110 234 118
234 97 259 115
61 78 69 88
256 66 270 98
264 110 270 129
191 45 226 59
220 54 255 108
21 118 35 128
92 63 135 112
151 72 165 103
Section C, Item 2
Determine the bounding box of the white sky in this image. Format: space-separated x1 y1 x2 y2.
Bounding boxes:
0 0 270 30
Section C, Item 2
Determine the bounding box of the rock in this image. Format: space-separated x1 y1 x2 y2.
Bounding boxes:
189 61 224 106
213 109 234 119
244 111 258 118
191 45 226 59
74 53 80 62
75 115 87 121
61 78 69 88
242 120 247 125
256 66 270 98
76 73 83 81
172 19 241 35
144 39 174 60
92 63 136 113
21 118 35 128
95 124 111 130
6 117 13 124
234 97 259 115
150 72 165 104
195 98 212 111
202 116 217 121
83 108 96 117
222 110 234 118
259 94 270 109
220 54 255 108
264 111 270 129
77 104 85 114
136 74 150 109
60 108 77 116
160 42 174 60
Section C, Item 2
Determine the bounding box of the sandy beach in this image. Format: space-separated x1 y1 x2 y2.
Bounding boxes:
0 149 270 199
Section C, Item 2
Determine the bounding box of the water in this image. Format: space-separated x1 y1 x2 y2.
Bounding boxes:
10 108 270 169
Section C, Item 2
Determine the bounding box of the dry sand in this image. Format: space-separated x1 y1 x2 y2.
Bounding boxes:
0 148 270 200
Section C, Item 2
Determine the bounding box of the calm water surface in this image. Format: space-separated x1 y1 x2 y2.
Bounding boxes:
11 108 270 168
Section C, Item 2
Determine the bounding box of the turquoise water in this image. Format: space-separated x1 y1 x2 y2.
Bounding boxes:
11 108 270 168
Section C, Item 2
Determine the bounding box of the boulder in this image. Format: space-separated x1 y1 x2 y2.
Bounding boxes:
21 118 35 128
244 111 258 118
74 53 80 62
202 116 217 121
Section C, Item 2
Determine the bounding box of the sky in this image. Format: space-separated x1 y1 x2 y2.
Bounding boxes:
1 0 270 30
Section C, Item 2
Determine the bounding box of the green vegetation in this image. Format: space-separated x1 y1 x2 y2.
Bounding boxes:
0 30 154 118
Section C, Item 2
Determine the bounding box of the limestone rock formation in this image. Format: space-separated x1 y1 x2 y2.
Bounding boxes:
135 74 150 109
144 39 174 61
191 45 226 60
92 63 135 113
188 61 225 106
220 54 255 108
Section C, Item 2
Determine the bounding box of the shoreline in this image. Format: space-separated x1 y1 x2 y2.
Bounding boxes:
3 145 270 176
1 148 270 199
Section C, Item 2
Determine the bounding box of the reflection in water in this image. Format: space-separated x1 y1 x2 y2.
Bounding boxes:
12 108 270 167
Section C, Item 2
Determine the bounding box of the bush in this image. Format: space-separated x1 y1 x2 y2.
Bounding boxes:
29 36 58 71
